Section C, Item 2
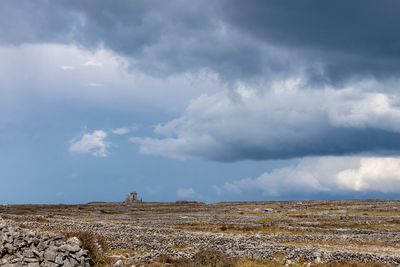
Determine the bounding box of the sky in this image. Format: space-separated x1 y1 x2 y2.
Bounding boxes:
2 0 400 203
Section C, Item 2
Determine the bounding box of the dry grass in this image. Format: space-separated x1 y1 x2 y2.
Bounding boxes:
99 209 128 215
64 231 111 267
150 251 389 267
0 215 49 224
0 214 26 222
156 250 235 267
235 258 283 267
173 221 308 235
107 248 137 255
236 259 389 267
172 242 191 250
315 262 389 267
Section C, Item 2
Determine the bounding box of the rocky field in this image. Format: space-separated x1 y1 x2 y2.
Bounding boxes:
1 200 400 266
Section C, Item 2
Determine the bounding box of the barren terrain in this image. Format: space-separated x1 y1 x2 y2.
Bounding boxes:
2 200 400 266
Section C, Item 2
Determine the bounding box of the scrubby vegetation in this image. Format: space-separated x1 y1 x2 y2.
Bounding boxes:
64 231 110 267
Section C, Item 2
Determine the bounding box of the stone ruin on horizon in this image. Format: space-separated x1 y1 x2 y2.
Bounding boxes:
124 191 142 204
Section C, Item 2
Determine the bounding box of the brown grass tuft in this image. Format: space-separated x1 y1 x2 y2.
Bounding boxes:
157 250 235 267
64 231 111 267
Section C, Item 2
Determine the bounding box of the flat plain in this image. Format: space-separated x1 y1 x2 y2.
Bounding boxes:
1 200 400 266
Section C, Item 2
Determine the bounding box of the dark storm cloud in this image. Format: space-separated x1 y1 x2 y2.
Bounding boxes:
2 0 399 82
221 0 400 82
59 0 285 79
0 0 270 79
215 128 400 162
223 0 400 54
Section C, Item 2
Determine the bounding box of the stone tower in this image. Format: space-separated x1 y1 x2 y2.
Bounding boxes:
124 191 142 204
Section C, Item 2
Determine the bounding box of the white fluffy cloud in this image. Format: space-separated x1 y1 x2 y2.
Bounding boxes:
131 78 400 161
69 130 110 158
219 156 400 196
336 157 400 192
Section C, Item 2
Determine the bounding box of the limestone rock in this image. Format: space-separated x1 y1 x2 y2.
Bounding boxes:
0 220 91 266
113 259 125 267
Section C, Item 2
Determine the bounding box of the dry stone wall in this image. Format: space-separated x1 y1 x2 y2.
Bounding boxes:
0 221 90 267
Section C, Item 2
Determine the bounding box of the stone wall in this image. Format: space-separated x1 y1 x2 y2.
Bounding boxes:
0 221 90 267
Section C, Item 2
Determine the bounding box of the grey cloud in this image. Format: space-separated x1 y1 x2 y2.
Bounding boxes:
223 0 400 54
0 1 78 44
221 0 400 82
60 0 289 79
131 80 400 161
3 1 398 82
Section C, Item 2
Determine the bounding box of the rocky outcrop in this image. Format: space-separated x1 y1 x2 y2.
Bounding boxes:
0 221 90 267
